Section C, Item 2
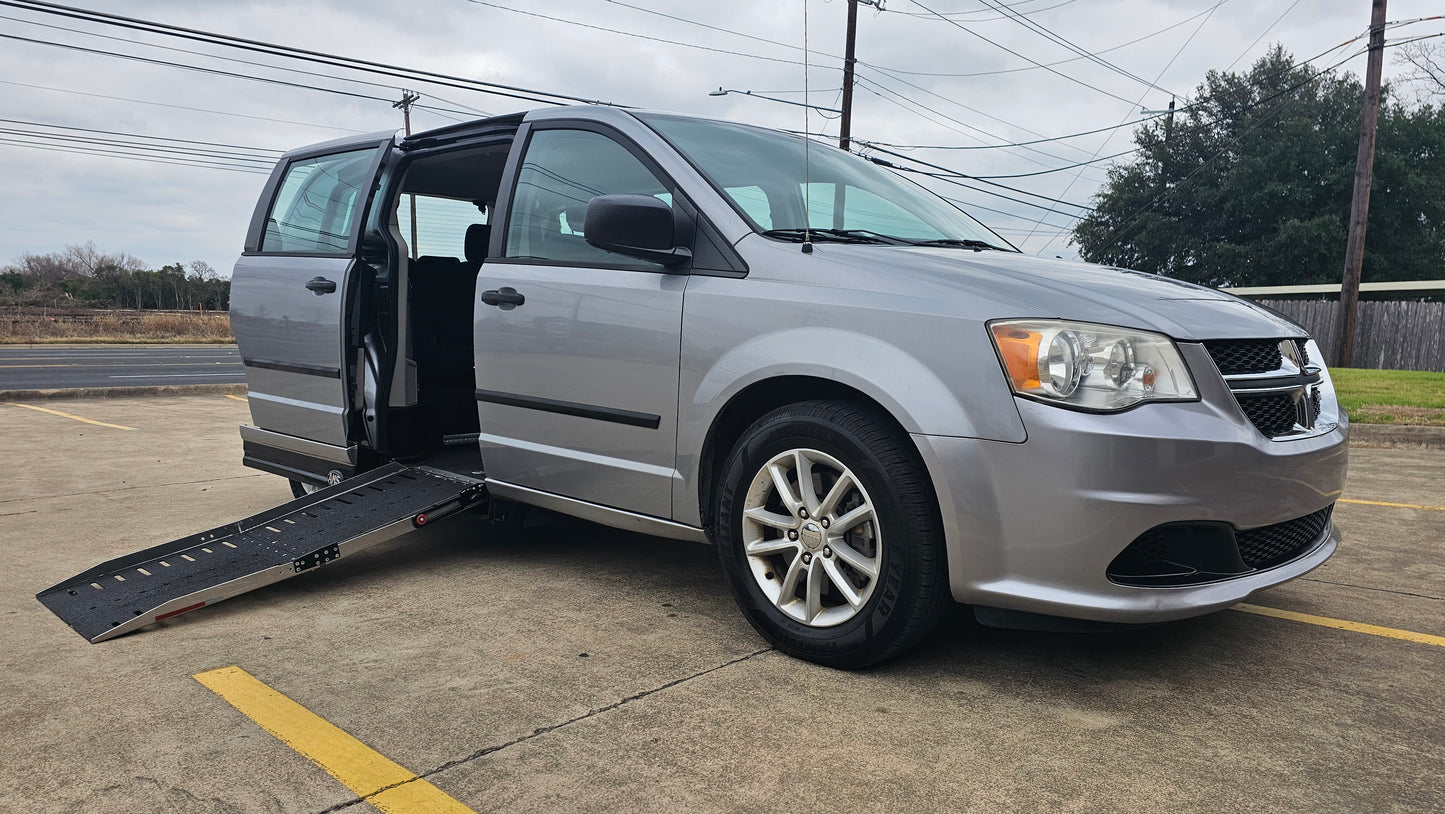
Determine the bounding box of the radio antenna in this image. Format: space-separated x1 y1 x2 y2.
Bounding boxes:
801 0 813 254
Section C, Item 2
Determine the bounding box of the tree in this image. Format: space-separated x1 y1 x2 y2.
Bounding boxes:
1072 47 1445 288
1395 39 1445 102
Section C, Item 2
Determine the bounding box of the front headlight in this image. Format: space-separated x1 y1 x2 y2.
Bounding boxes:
989 319 1197 412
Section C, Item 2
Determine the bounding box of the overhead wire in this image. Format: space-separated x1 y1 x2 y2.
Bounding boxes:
1024 0 1223 252
908 0 1145 107
867 0 1224 77
973 0 1179 96
0 11 494 118
0 0 606 106
0 32 487 118
0 79 368 134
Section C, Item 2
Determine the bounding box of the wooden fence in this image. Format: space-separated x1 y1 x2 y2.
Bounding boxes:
1254 299 1445 372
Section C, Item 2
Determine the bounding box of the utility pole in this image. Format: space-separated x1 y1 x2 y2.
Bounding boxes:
839 0 859 152
838 0 883 152
1335 0 1387 367
394 90 421 258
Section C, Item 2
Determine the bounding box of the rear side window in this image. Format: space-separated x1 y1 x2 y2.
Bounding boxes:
262 149 375 254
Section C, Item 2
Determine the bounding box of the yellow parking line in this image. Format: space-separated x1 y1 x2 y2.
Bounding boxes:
225 394 248 402
3 402 136 430
1234 604 1445 648
194 666 475 814
1339 498 1445 512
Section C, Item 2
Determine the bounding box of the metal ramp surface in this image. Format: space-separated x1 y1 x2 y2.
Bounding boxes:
38 462 485 643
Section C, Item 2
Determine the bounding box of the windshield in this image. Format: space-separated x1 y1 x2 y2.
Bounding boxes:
638 113 1013 249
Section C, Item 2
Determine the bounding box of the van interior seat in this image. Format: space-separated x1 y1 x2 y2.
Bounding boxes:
464 223 490 271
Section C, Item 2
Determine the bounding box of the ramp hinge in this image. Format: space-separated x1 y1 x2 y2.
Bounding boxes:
293 544 341 572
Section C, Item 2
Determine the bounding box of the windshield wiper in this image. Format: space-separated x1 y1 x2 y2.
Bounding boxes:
761 228 907 245
903 238 1013 252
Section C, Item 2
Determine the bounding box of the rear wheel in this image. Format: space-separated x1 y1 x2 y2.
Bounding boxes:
714 400 950 668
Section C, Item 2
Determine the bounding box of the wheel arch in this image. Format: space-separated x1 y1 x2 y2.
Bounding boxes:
694 376 942 535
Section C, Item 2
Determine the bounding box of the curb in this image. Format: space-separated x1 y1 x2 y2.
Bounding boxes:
0 383 247 402
1348 424 1445 450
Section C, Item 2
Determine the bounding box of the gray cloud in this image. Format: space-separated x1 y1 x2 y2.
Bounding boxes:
1 0 1434 270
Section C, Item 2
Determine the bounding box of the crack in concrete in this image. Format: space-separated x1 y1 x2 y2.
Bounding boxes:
1301 576 1443 602
313 646 774 814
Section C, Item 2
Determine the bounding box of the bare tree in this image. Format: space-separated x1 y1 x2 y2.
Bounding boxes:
1395 39 1445 101
188 260 218 280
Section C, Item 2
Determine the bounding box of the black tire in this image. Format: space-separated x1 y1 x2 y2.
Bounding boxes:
714 399 950 669
288 479 315 499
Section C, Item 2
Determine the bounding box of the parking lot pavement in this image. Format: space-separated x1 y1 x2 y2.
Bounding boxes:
1 397 1441 813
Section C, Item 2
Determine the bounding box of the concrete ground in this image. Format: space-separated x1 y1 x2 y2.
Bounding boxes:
1 396 1441 813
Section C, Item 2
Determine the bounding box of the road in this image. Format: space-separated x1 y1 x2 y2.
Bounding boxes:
2 395 1441 813
0 346 243 390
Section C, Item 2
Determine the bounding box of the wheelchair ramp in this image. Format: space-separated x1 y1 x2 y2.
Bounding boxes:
37 462 485 643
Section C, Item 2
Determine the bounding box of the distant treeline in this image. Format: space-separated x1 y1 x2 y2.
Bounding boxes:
0 242 229 310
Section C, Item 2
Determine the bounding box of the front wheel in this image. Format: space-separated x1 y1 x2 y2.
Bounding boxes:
714 400 950 668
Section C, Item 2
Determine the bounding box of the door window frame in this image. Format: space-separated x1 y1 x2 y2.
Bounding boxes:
490 120 695 274
242 140 391 258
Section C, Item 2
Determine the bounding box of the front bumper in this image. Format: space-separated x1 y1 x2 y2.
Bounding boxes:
914 348 1349 623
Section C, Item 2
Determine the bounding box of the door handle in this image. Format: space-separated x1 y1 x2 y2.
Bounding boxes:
305 276 338 295
480 287 525 309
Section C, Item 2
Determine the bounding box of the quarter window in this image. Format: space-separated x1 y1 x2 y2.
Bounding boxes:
505 129 671 267
262 149 375 254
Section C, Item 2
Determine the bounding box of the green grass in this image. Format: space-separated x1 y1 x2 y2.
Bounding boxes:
1330 368 1445 426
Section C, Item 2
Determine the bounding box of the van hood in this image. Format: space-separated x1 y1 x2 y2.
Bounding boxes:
790 243 1307 342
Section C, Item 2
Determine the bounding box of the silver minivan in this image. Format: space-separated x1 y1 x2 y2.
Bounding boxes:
231 106 1348 667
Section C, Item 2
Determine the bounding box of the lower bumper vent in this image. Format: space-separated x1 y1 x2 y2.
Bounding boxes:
1107 505 1334 587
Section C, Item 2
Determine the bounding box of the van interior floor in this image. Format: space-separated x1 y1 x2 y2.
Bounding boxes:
419 439 485 481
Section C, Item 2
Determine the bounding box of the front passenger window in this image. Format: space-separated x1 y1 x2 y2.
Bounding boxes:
505 129 671 268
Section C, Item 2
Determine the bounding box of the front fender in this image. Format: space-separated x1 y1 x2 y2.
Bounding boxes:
674 324 1026 525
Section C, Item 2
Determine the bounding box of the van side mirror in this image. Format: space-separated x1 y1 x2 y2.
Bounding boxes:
584 194 692 268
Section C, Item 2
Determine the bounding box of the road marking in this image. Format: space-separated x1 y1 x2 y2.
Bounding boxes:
3 402 136 430
193 666 475 814
1340 498 1445 512
1234 604 1445 648
225 394 248 402
108 373 243 379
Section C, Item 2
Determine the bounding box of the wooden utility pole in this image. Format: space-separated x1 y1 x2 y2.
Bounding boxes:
837 0 884 152
394 90 421 258
838 0 859 152
1335 0 1387 367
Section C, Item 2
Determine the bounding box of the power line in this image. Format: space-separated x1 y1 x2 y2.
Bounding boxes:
0 79 367 134
0 136 271 174
0 32 486 118
1081 47 1377 258
1 0 607 106
598 0 844 61
0 11 493 118
867 0 1223 77
908 0 1146 107
459 0 837 69
862 145 1096 210
0 117 285 154
0 127 277 164
854 31 1371 153
1226 0 1303 72
888 0 1082 20
968 148 1139 179
849 76 1108 182
1026 0 1222 253
973 0 1177 97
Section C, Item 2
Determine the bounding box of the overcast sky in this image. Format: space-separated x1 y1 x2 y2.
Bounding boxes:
0 0 1438 273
